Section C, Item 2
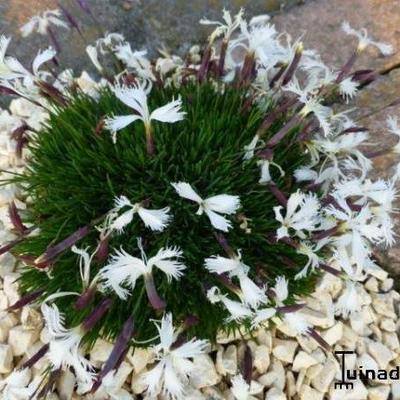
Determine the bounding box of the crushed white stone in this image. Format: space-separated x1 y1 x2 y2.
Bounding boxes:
1 98 400 400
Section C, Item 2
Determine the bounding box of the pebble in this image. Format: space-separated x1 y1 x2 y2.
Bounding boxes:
311 358 337 393
299 384 324 400
292 351 318 371
127 347 154 374
367 340 394 369
8 325 39 356
368 385 391 400
0 343 13 373
253 345 270 373
216 344 237 376
272 339 298 364
265 387 287 400
322 321 343 345
56 369 76 400
189 354 221 389
89 339 114 364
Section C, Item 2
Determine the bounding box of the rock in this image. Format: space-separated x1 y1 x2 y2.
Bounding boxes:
339 325 359 349
322 322 343 345
56 369 76 400
255 329 273 350
20 307 43 329
127 347 154 374
365 277 379 292
189 354 221 389
272 339 298 364
292 351 318 372
299 385 324 400
265 387 286 400
392 382 400 400
305 364 323 380
315 273 343 299
329 379 368 400
216 329 243 344
368 385 391 400
130 369 147 395
253 345 270 374
350 311 372 336
372 294 396 318
216 344 237 376
381 278 394 292
367 340 394 369
0 311 18 342
297 335 319 354
383 332 400 351
311 358 338 393
0 290 8 310
357 353 379 371
40 326 51 344
89 339 114 364
380 318 396 332
258 360 285 390
0 343 13 373
301 308 332 328
286 371 296 398
3 273 20 305
203 387 226 399
107 361 133 391
8 325 39 356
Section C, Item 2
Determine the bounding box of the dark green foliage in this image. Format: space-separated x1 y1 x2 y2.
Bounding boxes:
14 81 315 346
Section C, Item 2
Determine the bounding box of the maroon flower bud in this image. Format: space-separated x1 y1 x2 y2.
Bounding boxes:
35 225 91 265
82 298 112 331
74 286 97 310
7 289 45 311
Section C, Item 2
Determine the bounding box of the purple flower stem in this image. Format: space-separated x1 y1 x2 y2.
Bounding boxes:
82 298 112 331
91 316 135 393
20 343 49 369
144 274 166 311
7 289 45 311
34 225 91 266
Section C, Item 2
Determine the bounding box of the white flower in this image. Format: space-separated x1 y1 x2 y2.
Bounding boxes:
387 116 400 153
41 303 94 384
250 306 276 329
114 44 155 80
99 239 185 300
284 78 333 136
282 311 310 335
295 240 327 280
230 374 260 400
273 276 289 305
20 9 69 37
104 82 186 143
0 369 40 400
339 77 359 102
104 195 171 234
142 313 209 399
243 134 261 160
171 182 240 232
204 251 267 307
257 159 285 184
335 280 362 318
274 190 320 239
86 45 103 73
200 8 243 43
342 21 393 55
207 286 253 322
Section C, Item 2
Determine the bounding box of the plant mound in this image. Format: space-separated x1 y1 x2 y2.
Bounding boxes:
16 82 311 343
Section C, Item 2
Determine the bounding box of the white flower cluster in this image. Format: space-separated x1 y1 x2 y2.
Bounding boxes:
0 6 398 400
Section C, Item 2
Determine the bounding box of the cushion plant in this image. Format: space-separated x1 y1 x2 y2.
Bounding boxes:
0 7 397 399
